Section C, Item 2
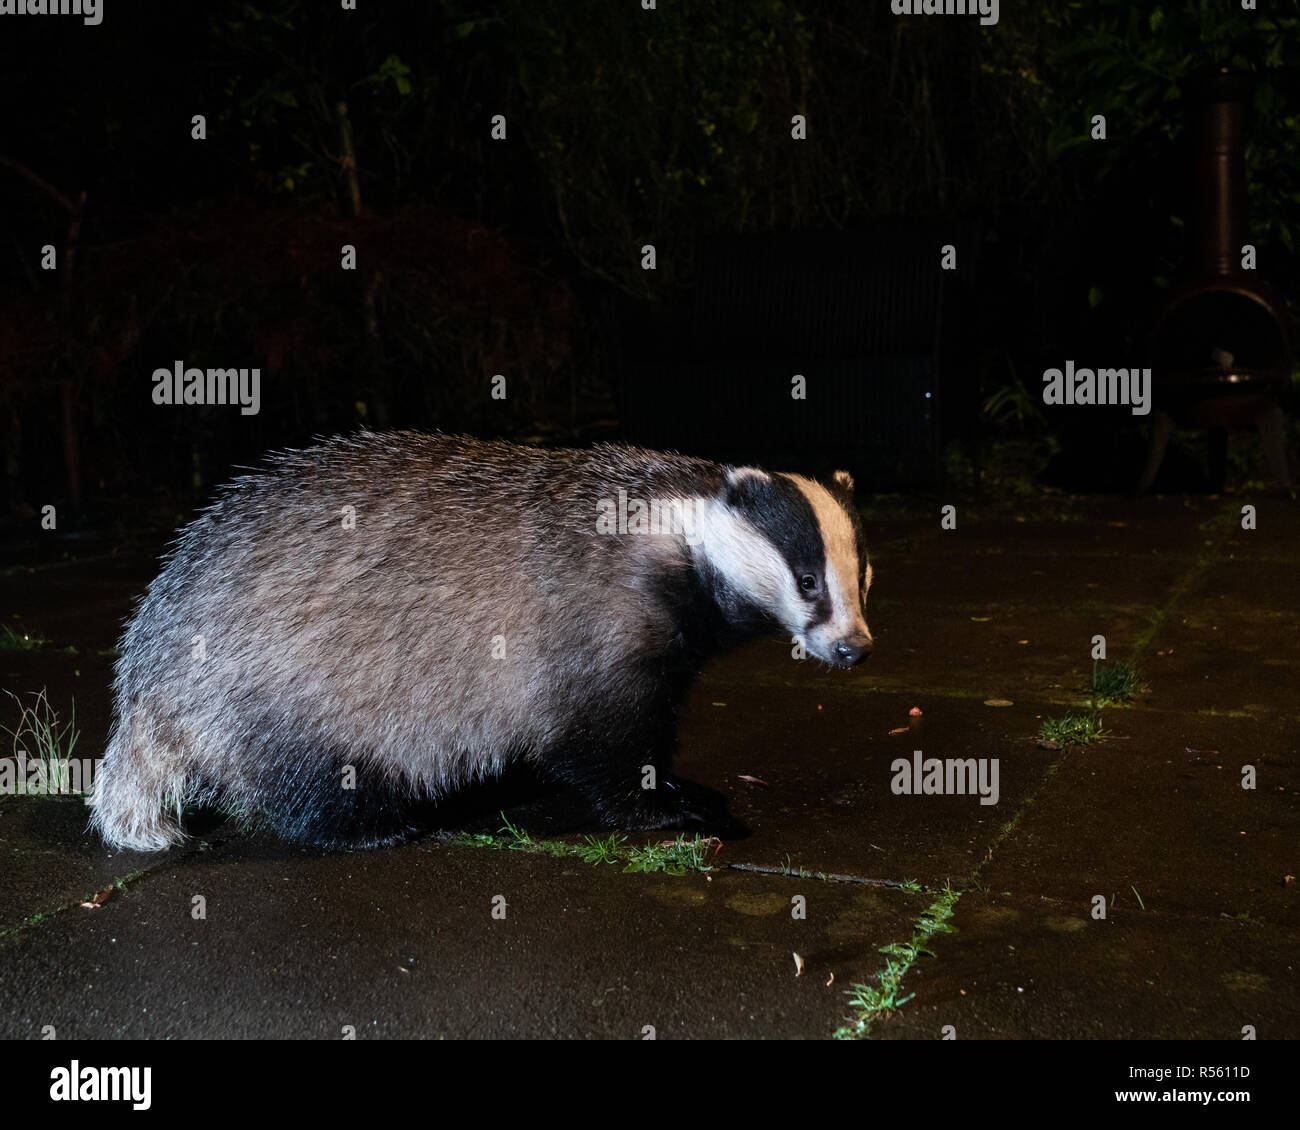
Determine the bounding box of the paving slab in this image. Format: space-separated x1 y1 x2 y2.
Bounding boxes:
853 498 1300 1040
0 824 923 1039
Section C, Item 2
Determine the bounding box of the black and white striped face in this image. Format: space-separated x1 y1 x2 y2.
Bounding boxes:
697 467 874 667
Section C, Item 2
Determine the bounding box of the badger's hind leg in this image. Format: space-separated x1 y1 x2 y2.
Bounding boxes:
89 709 190 852
252 736 417 850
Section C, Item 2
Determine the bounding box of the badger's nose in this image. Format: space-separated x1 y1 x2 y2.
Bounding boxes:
833 636 873 667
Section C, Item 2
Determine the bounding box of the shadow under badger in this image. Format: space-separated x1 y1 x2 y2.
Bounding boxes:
91 432 874 851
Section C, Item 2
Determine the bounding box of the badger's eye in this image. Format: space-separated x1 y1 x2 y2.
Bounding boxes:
799 574 818 593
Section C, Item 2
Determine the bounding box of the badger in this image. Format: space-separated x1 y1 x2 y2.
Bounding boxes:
89 432 874 852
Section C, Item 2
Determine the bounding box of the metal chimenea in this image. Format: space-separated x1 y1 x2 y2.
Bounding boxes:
1139 68 1294 496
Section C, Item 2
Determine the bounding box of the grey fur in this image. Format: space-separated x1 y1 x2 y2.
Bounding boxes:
89 432 872 851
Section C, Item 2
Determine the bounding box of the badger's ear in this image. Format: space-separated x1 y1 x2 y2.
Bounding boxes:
832 469 855 494
722 466 771 504
726 467 770 487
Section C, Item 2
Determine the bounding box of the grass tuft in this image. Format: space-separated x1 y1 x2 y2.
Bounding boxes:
1088 658 1140 707
1038 713 1106 747
1 689 83 793
834 882 960 1039
454 816 717 876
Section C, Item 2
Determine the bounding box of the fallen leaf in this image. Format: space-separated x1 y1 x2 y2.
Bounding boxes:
970 616 992 622
826 971 835 987
711 702 727 707
984 698 1014 707
888 726 908 735
737 774 771 788
793 952 804 977
1284 875 1295 886
82 884 117 908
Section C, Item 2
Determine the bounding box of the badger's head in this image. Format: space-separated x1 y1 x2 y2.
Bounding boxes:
695 466 873 667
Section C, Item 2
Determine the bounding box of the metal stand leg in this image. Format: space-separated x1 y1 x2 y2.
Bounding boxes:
1255 398 1295 499
1137 411 1177 495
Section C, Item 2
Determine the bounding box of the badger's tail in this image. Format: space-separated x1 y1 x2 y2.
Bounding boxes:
89 708 188 852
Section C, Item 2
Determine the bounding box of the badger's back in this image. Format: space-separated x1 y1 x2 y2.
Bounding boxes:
121 432 722 766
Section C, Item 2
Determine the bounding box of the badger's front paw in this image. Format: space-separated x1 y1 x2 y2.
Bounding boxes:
609 777 747 838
